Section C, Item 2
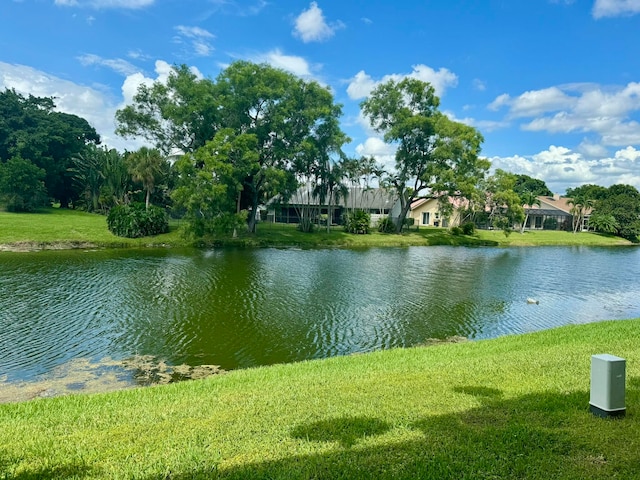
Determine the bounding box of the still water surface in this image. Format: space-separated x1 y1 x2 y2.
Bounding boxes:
1 246 639 385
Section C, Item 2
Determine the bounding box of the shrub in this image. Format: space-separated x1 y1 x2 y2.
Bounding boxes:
543 217 558 230
450 226 463 236
107 203 169 238
377 216 396 233
343 209 370 234
461 222 475 235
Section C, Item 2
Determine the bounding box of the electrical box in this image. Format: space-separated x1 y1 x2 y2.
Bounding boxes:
590 354 626 418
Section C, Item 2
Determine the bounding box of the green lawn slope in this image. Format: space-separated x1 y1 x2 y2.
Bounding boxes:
1 319 639 479
0 207 633 250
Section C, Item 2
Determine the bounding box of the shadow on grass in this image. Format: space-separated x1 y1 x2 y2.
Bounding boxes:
141 384 640 480
0 458 97 480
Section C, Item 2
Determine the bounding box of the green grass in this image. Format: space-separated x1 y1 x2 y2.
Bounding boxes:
1 319 640 479
0 207 185 250
0 207 633 251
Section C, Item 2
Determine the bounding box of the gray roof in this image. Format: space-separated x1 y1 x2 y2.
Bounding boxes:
271 186 397 209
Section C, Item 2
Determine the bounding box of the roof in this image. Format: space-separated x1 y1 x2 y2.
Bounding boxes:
525 195 592 215
271 186 397 210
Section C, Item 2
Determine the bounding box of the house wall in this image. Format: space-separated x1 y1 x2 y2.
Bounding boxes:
409 199 462 227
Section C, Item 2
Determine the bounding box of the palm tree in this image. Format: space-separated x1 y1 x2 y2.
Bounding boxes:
126 147 166 209
568 195 594 234
519 190 541 233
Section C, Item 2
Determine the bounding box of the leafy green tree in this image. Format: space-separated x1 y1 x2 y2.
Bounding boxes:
361 78 487 233
566 184 607 201
587 211 619 234
485 169 525 237
0 89 100 207
126 147 168 210
0 156 48 212
115 66 220 155
519 190 541 233
513 174 552 197
69 145 106 212
172 129 258 237
216 61 346 233
595 184 640 241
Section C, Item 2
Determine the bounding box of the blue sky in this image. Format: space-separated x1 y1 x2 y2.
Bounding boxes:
1 0 640 194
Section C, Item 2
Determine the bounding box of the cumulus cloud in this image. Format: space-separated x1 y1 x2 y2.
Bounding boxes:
592 0 640 18
355 137 397 171
249 49 318 79
293 2 344 43
77 54 138 76
488 82 640 147
54 0 155 8
489 145 640 193
346 64 458 100
174 25 215 57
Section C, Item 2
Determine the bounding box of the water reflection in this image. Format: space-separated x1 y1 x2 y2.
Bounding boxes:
1 246 639 388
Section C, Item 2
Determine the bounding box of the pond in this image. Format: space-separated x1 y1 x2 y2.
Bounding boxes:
1 246 639 398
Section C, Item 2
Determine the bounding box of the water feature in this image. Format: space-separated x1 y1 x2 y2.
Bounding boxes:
1 246 639 398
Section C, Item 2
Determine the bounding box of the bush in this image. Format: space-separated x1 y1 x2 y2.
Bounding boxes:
461 222 475 235
377 216 396 233
543 217 558 230
450 226 463 236
343 209 370 234
107 203 169 238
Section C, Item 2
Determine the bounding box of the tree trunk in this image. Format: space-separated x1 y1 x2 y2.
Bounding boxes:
145 189 150 210
520 212 529 234
395 200 411 233
247 191 259 234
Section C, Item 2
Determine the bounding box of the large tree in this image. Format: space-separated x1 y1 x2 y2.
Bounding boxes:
115 66 220 155
595 184 640 241
361 78 487 233
513 174 552 197
215 61 346 233
126 147 168 210
116 62 346 235
0 89 100 207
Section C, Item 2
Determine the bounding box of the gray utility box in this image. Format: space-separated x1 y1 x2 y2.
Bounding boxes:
590 354 626 418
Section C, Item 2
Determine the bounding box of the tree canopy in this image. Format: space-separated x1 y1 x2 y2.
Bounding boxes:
0 88 100 207
361 78 488 232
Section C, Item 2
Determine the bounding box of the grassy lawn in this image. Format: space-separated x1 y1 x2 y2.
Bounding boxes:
1 319 639 479
0 207 634 250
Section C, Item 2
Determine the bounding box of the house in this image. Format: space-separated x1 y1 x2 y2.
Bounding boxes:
523 194 590 231
267 186 398 226
408 197 466 228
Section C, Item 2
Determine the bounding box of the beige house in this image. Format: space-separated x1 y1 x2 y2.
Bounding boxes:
523 194 590 231
408 197 463 228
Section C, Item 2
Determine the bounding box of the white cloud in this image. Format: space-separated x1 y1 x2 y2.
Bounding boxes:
346 64 458 100
593 0 640 18
0 60 183 152
77 54 138 76
174 25 215 57
488 82 640 147
489 145 640 193
250 49 316 79
355 137 397 171
293 2 344 43
473 79 486 91
54 0 155 8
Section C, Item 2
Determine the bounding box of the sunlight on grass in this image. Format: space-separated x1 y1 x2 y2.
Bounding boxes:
1 319 639 479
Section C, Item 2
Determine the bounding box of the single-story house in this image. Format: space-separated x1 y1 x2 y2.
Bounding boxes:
523 194 591 231
267 186 399 226
408 196 468 228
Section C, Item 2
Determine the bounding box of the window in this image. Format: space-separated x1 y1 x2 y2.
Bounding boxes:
422 212 430 225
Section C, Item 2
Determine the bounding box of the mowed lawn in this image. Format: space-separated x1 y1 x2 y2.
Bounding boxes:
1 319 639 479
0 207 633 249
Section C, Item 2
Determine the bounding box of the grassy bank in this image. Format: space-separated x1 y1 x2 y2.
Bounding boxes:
1 319 639 479
0 207 633 250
